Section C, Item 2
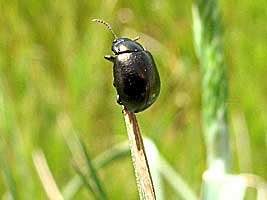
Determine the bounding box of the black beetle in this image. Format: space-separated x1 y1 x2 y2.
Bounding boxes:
92 19 160 113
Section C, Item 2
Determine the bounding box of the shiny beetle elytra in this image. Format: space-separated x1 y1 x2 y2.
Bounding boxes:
92 19 160 113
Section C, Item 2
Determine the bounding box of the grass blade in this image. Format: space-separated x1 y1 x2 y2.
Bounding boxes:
80 141 108 200
1 154 18 200
58 114 108 199
192 0 232 199
158 155 198 200
62 141 129 200
192 0 231 173
72 161 101 200
32 149 64 200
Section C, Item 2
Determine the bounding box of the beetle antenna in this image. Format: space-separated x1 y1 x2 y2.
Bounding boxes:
92 18 118 39
133 36 140 41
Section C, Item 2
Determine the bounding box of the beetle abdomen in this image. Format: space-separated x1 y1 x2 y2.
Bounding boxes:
113 51 160 113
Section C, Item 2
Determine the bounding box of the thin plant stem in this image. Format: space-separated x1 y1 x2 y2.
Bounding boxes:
123 108 156 200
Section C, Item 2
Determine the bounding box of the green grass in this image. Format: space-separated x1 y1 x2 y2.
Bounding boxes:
0 0 266 199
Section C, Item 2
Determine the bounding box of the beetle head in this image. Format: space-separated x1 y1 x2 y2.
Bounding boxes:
112 38 144 55
92 19 144 55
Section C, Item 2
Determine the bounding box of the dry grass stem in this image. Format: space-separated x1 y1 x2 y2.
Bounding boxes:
123 109 156 200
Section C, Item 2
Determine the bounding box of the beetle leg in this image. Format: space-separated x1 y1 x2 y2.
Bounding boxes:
122 106 127 114
104 55 115 63
116 95 123 105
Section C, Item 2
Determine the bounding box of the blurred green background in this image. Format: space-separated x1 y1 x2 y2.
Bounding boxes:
0 0 266 199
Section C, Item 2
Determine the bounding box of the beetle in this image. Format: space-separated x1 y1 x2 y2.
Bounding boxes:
92 19 160 113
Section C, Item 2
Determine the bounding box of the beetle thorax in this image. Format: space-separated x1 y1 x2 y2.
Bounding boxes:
112 38 144 55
